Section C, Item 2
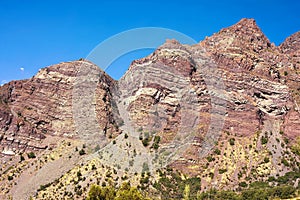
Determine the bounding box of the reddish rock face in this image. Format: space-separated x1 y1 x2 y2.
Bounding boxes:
117 19 299 142
0 61 120 154
0 18 299 191
278 31 300 139
115 18 300 183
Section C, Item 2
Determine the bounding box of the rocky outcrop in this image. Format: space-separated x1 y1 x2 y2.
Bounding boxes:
0 61 120 155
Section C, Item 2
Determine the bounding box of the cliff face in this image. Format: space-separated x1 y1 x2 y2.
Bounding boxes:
200 18 300 140
114 19 300 189
0 18 300 198
0 61 120 155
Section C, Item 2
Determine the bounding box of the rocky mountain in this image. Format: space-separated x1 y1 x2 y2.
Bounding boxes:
0 18 300 199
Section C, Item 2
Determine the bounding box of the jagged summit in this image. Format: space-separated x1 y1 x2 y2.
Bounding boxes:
226 18 265 35
201 18 272 51
198 18 279 72
280 31 300 53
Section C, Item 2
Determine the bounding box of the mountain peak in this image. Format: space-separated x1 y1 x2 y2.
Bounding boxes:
200 18 273 71
226 18 268 40
279 31 300 53
204 18 271 47
233 18 258 29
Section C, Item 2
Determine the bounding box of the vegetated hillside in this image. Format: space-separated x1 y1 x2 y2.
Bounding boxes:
0 18 300 199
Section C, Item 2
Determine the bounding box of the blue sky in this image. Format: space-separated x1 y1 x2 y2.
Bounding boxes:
0 0 299 83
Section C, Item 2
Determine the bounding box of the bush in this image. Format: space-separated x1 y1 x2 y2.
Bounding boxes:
152 143 159 150
87 185 115 200
20 154 25 162
261 136 268 145
249 181 268 189
87 182 147 200
8 175 13 181
239 181 248 188
264 157 270 163
218 169 227 174
142 138 149 147
281 158 289 167
229 138 235 146
206 156 215 162
152 136 161 149
154 171 201 199
27 152 36 159
214 148 221 155
37 182 52 192
79 149 86 156
268 176 276 182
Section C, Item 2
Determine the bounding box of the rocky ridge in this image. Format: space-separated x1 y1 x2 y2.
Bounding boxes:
0 18 300 199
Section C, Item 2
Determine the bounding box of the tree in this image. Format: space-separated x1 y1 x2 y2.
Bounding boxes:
87 183 147 200
115 182 144 200
87 185 115 200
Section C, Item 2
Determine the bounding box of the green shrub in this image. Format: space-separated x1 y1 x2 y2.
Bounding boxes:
87 182 146 200
218 169 227 174
206 156 215 162
27 152 36 159
152 136 161 149
249 181 268 189
142 138 149 147
214 148 221 155
281 158 289 167
264 157 270 163
20 154 25 162
261 136 268 145
79 149 86 156
8 175 13 181
239 181 248 188
268 176 276 182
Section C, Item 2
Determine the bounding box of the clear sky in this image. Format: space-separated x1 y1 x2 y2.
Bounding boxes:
0 0 299 84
